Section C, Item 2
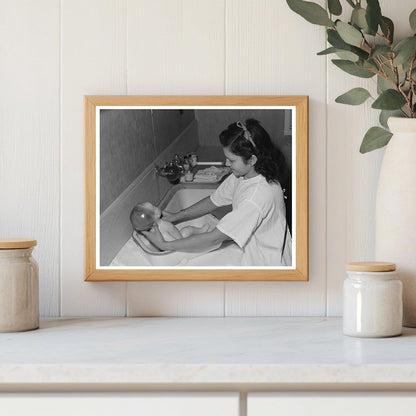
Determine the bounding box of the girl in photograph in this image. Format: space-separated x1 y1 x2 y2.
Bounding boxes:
143 119 292 266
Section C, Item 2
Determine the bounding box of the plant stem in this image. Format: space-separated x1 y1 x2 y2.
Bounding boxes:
397 80 412 118
376 56 399 89
379 20 393 48
409 55 416 117
391 58 400 86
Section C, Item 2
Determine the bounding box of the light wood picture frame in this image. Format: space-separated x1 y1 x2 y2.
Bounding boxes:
85 96 308 281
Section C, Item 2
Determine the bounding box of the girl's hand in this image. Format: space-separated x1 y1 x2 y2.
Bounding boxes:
142 224 169 251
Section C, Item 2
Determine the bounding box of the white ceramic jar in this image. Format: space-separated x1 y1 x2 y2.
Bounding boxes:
0 239 39 332
343 262 402 338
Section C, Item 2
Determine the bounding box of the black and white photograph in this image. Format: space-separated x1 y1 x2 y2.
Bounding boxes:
85 96 308 281
99 107 293 269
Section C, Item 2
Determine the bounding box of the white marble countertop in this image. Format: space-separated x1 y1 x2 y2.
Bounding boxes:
1 317 416 390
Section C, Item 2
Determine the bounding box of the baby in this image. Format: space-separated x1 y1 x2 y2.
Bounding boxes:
130 202 210 241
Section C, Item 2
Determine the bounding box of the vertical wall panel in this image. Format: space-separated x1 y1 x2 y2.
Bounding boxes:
0 1 60 316
125 0 226 316
224 0 327 316
127 282 226 317
126 0 225 95
326 0 416 315
61 0 127 316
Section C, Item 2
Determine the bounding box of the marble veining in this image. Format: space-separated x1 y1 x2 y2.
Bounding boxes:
1 317 416 385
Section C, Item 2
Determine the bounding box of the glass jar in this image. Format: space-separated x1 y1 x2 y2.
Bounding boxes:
185 171 194 182
0 239 39 332
343 262 402 338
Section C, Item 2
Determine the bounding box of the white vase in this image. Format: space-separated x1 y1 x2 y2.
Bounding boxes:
375 117 416 327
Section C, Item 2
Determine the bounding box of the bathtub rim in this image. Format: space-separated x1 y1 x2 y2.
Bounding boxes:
158 183 218 212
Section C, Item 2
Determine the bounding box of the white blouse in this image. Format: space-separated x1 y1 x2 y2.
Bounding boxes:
210 173 292 266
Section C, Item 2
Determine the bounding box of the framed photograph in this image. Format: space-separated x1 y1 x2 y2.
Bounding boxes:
85 96 308 281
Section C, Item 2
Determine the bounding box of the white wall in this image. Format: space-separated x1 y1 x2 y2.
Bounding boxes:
1 0 413 317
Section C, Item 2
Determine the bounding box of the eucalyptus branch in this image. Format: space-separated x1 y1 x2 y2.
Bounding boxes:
383 56 397 76
406 57 415 83
385 35 393 49
377 57 391 73
391 58 400 86
397 82 412 117
378 21 393 48
409 56 416 117
374 56 385 72
411 74 416 109
286 0 416 151
377 54 393 66
375 57 399 89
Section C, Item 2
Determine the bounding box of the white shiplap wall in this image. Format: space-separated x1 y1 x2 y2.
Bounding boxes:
1 0 412 317
0 1 61 316
61 0 127 316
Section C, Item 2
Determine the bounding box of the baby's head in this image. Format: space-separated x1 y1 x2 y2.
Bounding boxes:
130 202 162 231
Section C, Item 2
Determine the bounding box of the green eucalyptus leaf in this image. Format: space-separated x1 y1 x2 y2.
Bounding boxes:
377 75 393 94
393 37 416 70
286 0 335 27
327 29 369 59
377 65 402 92
327 28 348 49
332 59 375 78
335 50 359 62
335 87 371 105
366 0 382 35
317 46 358 61
351 7 369 32
317 46 338 55
393 36 416 52
336 21 363 47
362 59 379 71
328 0 342 16
372 89 407 110
379 110 403 129
410 9 416 32
380 16 394 44
371 46 392 58
360 127 392 153
350 45 369 60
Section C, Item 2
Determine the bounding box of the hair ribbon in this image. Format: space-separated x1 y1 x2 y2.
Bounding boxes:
236 121 256 148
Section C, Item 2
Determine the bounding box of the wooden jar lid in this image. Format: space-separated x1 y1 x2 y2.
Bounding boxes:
0 239 37 249
346 261 396 272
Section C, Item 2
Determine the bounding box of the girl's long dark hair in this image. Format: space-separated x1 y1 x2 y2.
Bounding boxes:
219 118 289 187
